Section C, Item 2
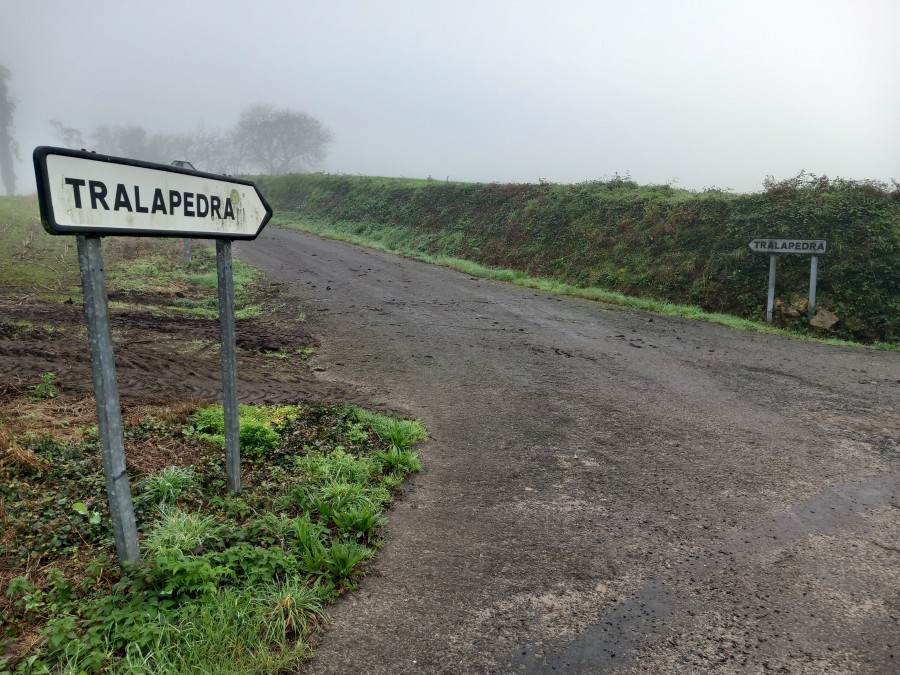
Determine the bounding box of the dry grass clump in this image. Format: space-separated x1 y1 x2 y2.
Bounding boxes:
0 423 46 470
5 395 98 444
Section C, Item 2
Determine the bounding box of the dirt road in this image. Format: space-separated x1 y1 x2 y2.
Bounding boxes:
237 226 899 674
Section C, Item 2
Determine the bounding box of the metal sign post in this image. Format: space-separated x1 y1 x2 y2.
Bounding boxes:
808 255 818 319
766 253 777 324
34 147 272 562
77 235 141 564
216 239 241 493
170 161 196 264
748 238 828 324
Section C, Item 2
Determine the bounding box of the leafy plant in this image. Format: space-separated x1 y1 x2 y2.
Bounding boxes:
208 543 298 585
299 447 377 484
308 489 353 521
331 501 386 540
375 445 422 476
28 372 58 400
385 419 425 450
354 408 429 448
294 522 329 576
152 547 233 596
72 500 102 524
240 420 281 454
186 403 303 453
323 540 372 585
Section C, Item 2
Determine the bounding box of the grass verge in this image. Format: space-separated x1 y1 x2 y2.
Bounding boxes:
276 217 898 351
0 196 260 319
1 393 426 674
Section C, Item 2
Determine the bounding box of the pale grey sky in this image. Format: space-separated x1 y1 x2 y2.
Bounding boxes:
2 0 898 193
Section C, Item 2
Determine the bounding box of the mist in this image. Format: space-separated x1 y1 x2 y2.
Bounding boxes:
2 0 897 194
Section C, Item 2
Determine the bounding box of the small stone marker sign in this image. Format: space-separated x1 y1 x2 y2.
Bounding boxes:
748 238 828 254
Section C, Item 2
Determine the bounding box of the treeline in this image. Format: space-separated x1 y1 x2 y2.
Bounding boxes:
257 172 900 344
49 104 333 176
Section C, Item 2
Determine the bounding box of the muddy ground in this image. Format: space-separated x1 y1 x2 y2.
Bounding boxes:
0 285 355 407
237 226 899 674
2 226 898 673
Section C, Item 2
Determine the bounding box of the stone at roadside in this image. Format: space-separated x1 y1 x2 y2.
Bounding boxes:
810 309 840 329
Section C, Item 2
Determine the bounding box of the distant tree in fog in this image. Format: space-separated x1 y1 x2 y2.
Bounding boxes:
90 124 159 161
48 104 333 176
0 65 18 195
49 119 86 149
232 104 333 174
50 120 231 173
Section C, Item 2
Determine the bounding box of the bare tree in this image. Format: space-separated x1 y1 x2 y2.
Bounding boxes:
173 125 234 174
49 120 231 172
0 65 18 195
49 119 86 149
90 124 154 159
233 104 333 174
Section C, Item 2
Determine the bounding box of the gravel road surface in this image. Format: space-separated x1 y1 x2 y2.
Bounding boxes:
237 226 899 674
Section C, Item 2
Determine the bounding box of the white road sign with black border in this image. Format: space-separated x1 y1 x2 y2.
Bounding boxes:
34 146 272 239
748 238 827 254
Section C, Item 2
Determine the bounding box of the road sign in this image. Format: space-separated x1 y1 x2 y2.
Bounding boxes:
748 237 827 323
748 238 827 254
34 146 271 239
33 146 271 564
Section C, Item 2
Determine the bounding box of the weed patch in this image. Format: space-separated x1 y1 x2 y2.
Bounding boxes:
0 394 426 674
27 373 58 401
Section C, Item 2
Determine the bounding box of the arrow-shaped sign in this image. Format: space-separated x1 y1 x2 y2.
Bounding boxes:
747 238 827 254
34 146 272 240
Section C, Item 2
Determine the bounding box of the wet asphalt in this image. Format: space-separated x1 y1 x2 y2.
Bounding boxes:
236 225 899 674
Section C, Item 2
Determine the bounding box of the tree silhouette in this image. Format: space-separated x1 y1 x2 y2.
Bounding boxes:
0 65 18 195
48 104 334 176
233 105 333 174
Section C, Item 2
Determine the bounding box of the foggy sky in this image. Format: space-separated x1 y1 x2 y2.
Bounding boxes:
2 0 898 193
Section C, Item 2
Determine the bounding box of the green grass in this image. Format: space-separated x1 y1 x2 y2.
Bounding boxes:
142 505 223 556
136 466 201 506
0 196 263 319
1 401 427 674
277 217 898 351
0 196 79 294
108 579 325 674
107 244 263 319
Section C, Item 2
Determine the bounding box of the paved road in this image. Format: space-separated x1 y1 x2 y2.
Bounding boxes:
237 226 899 674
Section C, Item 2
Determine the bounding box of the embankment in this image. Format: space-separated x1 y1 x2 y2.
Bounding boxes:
255 173 899 344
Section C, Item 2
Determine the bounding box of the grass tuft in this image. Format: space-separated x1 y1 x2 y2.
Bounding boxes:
137 466 200 506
